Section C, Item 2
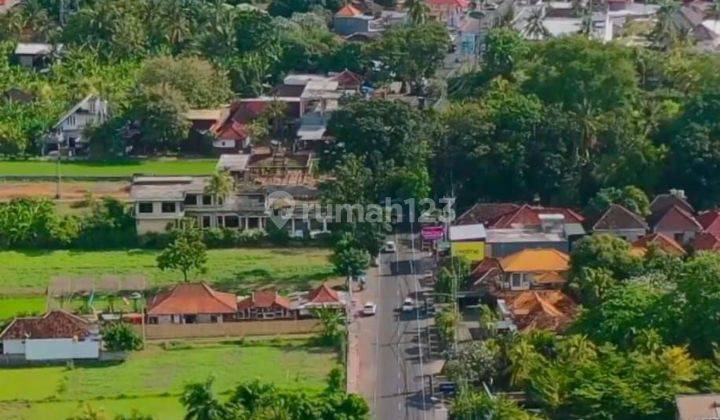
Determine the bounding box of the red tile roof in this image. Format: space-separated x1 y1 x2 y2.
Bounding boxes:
632 233 687 256
592 204 648 231
469 258 502 290
237 290 292 311
653 205 701 232
336 4 364 16
455 203 584 228
212 100 269 141
697 210 720 235
0 310 95 340
650 192 694 220
694 232 720 251
307 283 342 304
147 283 237 316
331 70 364 90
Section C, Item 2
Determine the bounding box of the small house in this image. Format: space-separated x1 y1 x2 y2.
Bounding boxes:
591 204 648 242
631 233 687 257
0 310 100 361
146 282 238 324
42 94 108 156
297 283 347 315
14 42 63 69
497 248 570 291
237 290 296 320
333 4 375 36
651 205 701 246
494 290 577 333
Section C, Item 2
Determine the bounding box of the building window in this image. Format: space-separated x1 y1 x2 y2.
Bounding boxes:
218 196 224 206
161 202 176 213
674 233 684 243
202 195 212 206
201 216 211 228
248 217 259 229
216 216 224 228
225 215 240 228
184 194 197 205
511 273 522 289
138 202 153 213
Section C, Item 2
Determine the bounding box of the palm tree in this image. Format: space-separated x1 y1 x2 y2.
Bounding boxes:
406 0 430 24
523 7 551 40
181 379 230 420
205 170 234 204
651 0 682 50
577 2 593 37
493 4 516 28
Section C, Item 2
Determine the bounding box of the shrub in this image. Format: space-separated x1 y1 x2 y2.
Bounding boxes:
103 322 143 352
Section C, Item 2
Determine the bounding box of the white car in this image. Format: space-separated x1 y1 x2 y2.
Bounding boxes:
363 302 377 316
383 241 397 253
402 298 415 312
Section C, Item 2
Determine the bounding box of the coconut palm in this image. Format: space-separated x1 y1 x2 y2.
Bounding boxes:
205 170 234 204
406 0 430 24
651 0 682 50
523 7 551 40
181 379 231 420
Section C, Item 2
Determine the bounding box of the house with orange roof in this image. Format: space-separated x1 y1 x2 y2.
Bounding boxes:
631 233 687 257
237 290 296 320
497 248 570 291
333 4 376 36
495 290 577 333
297 283 347 313
146 282 238 325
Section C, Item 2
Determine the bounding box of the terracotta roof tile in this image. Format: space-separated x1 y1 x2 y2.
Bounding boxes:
336 4 364 16
697 210 720 235
649 192 694 222
455 203 584 228
147 283 237 316
499 248 569 273
496 290 576 332
0 310 95 340
632 233 687 256
653 205 701 232
307 283 342 304
592 204 648 231
694 232 720 251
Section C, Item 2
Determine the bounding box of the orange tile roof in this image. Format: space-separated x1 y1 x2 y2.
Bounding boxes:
307 283 342 304
498 290 576 332
631 233 687 257
533 271 566 284
147 283 237 316
499 248 570 273
336 4 363 16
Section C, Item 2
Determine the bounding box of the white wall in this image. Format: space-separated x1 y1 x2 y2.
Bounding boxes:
24 338 99 360
2 339 25 355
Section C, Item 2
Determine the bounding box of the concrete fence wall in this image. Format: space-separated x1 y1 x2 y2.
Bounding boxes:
134 319 321 340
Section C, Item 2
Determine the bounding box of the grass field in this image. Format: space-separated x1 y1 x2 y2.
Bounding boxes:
0 296 46 320
0 339 336 420
0 248 334 296
0 159 217 177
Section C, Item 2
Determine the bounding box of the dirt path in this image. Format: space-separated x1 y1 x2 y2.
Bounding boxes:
0 181 130 201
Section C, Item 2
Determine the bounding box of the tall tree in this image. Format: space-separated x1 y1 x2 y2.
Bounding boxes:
157 227 208 282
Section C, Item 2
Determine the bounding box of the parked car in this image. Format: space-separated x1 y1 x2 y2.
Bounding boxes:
383 241 397 253
402 297 415 312
363 302 377 316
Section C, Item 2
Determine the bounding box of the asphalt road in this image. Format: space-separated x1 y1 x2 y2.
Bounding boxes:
367 232 445 420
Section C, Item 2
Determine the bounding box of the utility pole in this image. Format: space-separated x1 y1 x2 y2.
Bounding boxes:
55 136 62 200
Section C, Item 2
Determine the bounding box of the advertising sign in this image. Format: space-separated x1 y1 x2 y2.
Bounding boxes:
450 241 485 261
421 226 445 241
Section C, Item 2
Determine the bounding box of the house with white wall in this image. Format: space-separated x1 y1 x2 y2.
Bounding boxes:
0 310 100 361
42 94 109 156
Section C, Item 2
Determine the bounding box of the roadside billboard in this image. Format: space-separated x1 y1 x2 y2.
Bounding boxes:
421 226 445 241
450 241 485 261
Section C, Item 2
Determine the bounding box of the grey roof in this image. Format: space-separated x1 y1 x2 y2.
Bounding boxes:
593 204 649 231
130 176 207 201
486 228 565 243
564 223 586 236
449 224 487 241
217 154 251 172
